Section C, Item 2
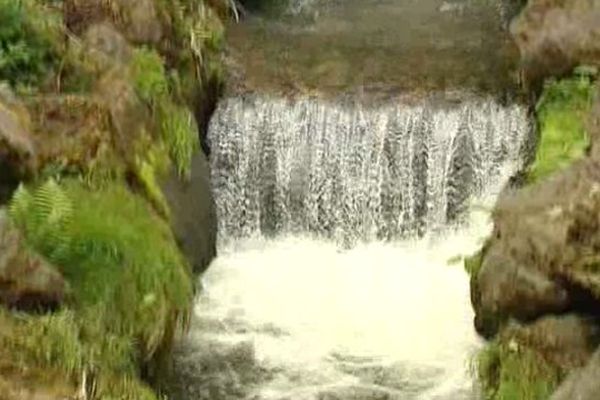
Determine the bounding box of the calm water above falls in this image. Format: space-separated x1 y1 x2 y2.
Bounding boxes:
169 0 533 398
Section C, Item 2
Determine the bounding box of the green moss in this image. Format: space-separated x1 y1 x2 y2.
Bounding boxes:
476 340 562 400
527 72 595 182
158 100 200 179
5 178 193 398
130 47 169 105
129 46 200 181
465 249 484 277
134 144 172 218
0 0 63 89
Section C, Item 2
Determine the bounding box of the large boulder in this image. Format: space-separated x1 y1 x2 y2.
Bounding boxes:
510 0 600 87
472 157 600 336
475 246 570 337
0 212 67 312
551 348 600 400
162 152 217 275
502 315 599 371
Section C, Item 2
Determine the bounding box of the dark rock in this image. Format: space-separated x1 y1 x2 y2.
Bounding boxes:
0 212 67 312
167 337 265 400
550 348 600 400
502 315 599 370
472 157 600 336
510 0 600 88
476 247 570 336
162 151 217 274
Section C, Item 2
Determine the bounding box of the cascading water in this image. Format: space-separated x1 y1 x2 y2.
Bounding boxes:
210 95 531 244
169 94 533 400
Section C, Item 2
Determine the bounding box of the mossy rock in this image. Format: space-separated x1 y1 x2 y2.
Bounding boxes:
2 178 194 399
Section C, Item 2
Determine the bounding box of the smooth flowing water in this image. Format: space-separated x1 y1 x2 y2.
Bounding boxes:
226 0 520 95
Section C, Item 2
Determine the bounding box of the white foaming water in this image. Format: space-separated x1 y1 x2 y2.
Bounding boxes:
209 95 531 244
178 206 494 400
169 96 531 399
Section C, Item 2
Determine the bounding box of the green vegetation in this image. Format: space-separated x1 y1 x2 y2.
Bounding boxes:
475 339 562 400
5 178 192 398
159 101 200 179
527 70 595 182
130 47 201 181
0 0 227 397
131 47 169 105
464 249 484 277
0 0 62 89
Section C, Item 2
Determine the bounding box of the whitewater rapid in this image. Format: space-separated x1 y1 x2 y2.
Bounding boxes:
167 93 531 399
170 204 504 400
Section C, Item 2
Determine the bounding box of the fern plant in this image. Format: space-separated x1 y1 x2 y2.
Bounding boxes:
8 179 192 361
9 179 74 264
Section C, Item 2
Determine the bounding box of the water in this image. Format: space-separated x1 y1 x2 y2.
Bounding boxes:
170 207 494 400
168 95 532 400
169 0 534 397
227 0 520 95
209 95 532 245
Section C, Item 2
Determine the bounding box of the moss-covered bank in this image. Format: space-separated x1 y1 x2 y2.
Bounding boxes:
467 71 599 400
467 0 600 396
0 0 229 397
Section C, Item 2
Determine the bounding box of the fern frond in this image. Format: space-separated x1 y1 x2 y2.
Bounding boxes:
8 183 33 228
10 178 74 263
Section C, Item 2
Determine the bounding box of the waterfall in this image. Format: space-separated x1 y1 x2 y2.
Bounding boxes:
209 95 532 244
168 93 534 400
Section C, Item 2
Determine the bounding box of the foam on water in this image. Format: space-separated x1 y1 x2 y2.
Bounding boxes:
169 94 532 399
175 206 492 399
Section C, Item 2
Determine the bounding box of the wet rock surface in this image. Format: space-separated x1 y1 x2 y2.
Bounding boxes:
162 152 217 274
550 348 600 400
472 157 600 336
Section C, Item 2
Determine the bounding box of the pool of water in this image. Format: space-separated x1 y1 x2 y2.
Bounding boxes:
226 0 520 96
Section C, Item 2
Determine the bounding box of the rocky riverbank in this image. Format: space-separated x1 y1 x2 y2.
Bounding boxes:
469 0 600 398
0 0 225 398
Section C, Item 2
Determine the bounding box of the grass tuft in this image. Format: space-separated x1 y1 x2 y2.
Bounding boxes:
130 47 169 105
475 340 562 400
158 100 200 179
